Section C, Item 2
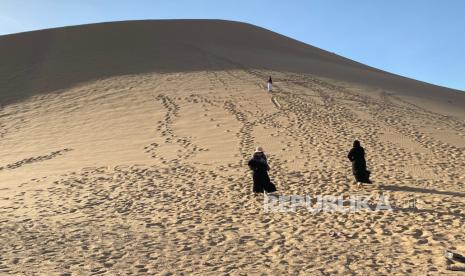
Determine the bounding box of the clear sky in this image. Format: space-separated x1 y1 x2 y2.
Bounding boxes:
1 0 464 91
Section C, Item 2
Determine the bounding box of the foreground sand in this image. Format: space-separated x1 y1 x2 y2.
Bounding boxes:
1 68 464 274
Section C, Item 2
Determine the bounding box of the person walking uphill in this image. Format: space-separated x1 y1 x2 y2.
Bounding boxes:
347 140 372 187
267 76 273 92
248 147 277 194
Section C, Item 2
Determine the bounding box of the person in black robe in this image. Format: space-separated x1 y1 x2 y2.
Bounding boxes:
347 140 372 187
248 147 277 194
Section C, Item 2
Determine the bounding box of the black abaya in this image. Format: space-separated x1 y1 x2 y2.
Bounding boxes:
248 157 277 193
347 146 371 183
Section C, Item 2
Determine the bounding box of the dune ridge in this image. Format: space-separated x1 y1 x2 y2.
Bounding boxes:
1 20 465 117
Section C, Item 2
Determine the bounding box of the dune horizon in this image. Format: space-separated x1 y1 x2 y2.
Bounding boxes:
0 19 464 274
1 19 464 91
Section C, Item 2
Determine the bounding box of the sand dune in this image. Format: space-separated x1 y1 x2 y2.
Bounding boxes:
0 20 464 274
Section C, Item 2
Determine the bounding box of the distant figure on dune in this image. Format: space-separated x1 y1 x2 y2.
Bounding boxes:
267 76 273 92
347 140 372 187
248 147 277 194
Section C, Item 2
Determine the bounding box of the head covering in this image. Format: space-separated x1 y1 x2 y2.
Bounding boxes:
255 146 264 153
353 140 361 148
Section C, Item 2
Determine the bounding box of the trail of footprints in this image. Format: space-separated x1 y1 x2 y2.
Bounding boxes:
0 148 73 171
145 94 209 163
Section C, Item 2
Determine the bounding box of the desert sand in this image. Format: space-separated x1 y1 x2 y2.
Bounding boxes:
0 20 465 275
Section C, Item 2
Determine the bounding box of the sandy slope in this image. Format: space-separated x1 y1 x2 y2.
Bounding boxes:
1 20 465 275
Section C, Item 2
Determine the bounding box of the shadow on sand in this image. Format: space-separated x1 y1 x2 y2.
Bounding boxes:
379 184 465 198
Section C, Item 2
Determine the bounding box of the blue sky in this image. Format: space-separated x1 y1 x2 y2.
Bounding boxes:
1 0 464 91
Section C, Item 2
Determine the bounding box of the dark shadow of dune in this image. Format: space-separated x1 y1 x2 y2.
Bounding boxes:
1 19 464 111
